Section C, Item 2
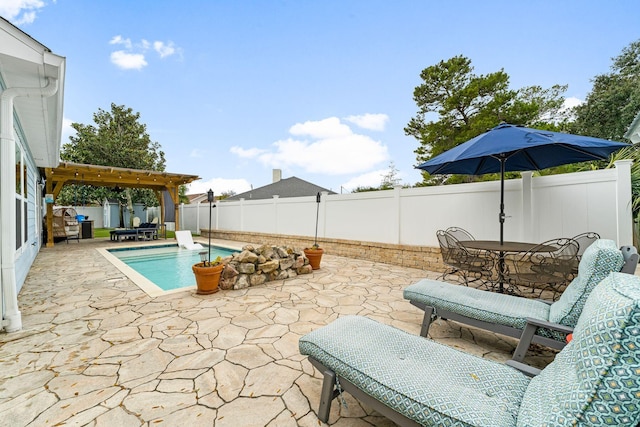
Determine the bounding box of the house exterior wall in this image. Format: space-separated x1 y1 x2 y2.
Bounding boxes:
14 128 40 293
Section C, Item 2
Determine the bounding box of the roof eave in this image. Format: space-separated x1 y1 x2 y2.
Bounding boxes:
624 111 640 144
1 17 66 168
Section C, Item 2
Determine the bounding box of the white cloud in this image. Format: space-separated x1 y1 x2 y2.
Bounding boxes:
230 146 267 158
290 117 352 138
108 36 179 70
562 97 583 110
154 41 177 58
344 113 389 131
187 178 252 196
0 0 45 25
341 169 390 191
61 117 75 143
110 51 147 70
232 117 388 176
109 35 133 49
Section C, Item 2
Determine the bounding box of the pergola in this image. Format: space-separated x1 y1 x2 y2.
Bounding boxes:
44 162 200 247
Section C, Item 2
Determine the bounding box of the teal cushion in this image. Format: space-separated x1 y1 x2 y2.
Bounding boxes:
517 272 640 426
300 316 530 427
549 239 624 327
404 279 551 329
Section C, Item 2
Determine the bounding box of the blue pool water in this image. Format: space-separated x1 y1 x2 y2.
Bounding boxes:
108 244 236 291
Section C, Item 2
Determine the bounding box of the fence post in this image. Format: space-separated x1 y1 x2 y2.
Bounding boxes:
273 195 279 234
393 185 402 244
196 201 201 233
180 203 184 231
521 171 533 242
320 192 328 239
615 159 633 247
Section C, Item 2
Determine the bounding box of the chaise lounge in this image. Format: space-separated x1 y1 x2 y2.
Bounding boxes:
109 222 158 241
299 272 640 426
402 239 638 361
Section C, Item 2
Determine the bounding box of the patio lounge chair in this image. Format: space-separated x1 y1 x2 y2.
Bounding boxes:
109 223 158 241
175 230 203 250
299 272 640 426
403 239 638 362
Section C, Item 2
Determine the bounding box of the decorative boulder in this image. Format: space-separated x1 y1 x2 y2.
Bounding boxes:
221 244 312 291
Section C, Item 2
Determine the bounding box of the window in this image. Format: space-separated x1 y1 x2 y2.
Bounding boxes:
15 143 28 249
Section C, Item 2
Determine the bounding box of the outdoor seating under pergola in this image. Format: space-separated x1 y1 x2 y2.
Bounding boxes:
44 161 200 247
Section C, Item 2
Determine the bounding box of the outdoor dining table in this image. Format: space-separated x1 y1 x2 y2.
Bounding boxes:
458 240 558 293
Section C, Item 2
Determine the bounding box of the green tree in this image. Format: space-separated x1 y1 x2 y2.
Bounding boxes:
59 103 166 226
571 39 640 142
379 162 401 190
218 190 236 200
405 55 567 185
352 163 405 192
179 185 189 204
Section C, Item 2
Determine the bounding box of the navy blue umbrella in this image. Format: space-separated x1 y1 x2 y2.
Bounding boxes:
417 123 628 243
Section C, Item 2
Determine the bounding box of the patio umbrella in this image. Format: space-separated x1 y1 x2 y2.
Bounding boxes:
416 123 628 244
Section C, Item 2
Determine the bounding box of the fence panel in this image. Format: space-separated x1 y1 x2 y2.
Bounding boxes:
180 163 632 248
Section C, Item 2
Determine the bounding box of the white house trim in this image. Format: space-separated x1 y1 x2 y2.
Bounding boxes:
0 18 66 332
625 111 640 144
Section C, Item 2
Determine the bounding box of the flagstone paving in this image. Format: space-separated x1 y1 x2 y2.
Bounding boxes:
0 238 558 426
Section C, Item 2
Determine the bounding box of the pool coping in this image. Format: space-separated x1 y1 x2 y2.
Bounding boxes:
97 239 243 298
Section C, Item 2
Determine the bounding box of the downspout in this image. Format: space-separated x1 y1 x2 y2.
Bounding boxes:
0 77 59 333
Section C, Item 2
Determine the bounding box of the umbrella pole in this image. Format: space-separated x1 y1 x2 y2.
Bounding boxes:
499 157 506 245
498 156 506 293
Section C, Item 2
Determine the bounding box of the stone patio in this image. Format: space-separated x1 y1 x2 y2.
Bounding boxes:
0 237 558 426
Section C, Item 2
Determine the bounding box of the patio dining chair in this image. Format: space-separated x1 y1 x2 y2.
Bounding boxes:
444 226 475 242
503 237 579 300
572 231 600 259
436 230 495 288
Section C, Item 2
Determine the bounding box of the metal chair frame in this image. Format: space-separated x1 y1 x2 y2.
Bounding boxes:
503 238 579 300
572 232 600 258
444 226 475 242
436 230 496 288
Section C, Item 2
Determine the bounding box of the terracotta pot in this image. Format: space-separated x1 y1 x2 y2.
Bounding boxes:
192 262 224 295
304 248 324 270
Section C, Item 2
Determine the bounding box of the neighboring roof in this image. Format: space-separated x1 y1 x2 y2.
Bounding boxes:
0 17 66 168
625 111 640 143
226 176 336 201
187 193 209 204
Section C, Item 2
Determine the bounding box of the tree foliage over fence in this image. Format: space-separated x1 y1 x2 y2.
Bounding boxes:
405 55 567 185
570 40 640 142
406 41 640 187
58 103 168 226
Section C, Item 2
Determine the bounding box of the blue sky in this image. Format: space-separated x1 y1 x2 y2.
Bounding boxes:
3 1 639 195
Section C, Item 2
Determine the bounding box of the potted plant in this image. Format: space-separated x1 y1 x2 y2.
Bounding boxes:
192 254 224 295
304 244 324 270
303 192 324 270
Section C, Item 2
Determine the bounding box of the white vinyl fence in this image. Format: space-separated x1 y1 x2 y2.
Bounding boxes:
177 160 634 248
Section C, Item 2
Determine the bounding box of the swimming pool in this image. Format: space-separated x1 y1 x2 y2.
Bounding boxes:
100 243 237 296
